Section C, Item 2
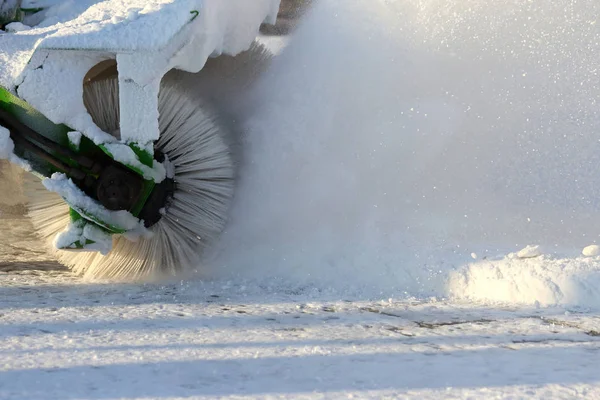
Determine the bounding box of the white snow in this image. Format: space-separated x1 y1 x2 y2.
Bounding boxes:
1 0 280 162
4 22 31 32
20 0 279 53
66 131 81 149
0 126 16 159
207 0 600 309
53 219 86 250
447 255 600 308
0 223 599 400
1 0 280 88
54 218 113 255
517 245 543 259
0 125 31 170
583 245 600 257
101 142 166 182
42 172 147 234
2 0 600 397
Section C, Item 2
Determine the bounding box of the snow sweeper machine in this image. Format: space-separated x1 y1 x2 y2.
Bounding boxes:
0 0 283 280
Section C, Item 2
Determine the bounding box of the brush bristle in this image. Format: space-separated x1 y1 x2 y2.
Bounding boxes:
25 75 235 282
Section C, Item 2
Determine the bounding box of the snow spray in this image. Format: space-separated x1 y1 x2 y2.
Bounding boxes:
207 0 600 301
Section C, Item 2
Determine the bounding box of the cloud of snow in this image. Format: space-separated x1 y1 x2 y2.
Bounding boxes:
205 0 600 304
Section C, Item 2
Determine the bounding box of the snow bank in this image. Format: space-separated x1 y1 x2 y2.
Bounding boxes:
208 0 600 307
448 255 600 309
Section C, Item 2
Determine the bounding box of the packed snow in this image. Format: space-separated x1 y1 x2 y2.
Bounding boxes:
0 218 599 399
2 0 600 398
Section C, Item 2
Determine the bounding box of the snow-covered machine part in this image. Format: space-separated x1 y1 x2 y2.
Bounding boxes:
1 0 280 145
0 0 281 280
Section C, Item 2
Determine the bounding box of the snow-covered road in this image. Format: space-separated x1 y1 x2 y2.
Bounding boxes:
1 215 599 399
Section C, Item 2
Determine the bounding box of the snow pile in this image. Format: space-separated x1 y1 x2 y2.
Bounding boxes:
448 254 600 308
208 0 600 307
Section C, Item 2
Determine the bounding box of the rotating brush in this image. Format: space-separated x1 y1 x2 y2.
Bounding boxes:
21 41 272 281
24 73 235 281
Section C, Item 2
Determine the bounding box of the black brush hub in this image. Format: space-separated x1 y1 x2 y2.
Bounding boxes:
138 150 176 228
3 100 176 228
139 177 176 228
96 165 144 211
